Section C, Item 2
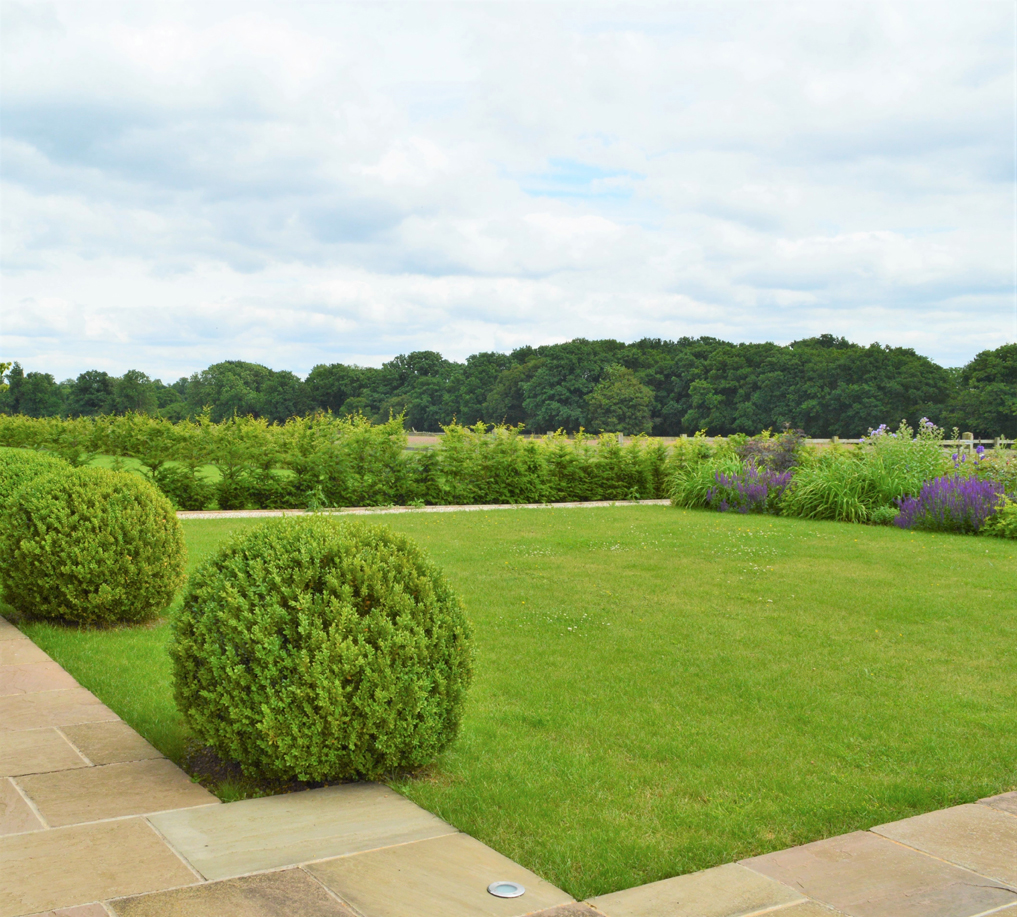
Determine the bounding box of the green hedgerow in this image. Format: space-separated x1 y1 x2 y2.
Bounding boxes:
0 467 186 625
169 516 474 782
0 448 70 506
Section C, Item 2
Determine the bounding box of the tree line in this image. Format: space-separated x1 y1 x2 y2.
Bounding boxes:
2 335 1014 437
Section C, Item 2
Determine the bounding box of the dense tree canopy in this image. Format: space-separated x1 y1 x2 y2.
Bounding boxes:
66 370 116 417
942 343 1017 437
2 337 1014 437
586 365 654 435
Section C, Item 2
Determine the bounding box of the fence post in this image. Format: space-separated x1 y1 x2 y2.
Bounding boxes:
962 432 974 455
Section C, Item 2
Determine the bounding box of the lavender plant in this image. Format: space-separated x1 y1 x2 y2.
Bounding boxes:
705 461 792 514
894 475 1008 534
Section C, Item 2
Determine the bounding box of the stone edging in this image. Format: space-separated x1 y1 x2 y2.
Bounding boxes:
177 498 671 520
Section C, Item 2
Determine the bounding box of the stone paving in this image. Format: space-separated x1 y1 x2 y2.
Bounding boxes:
176 498 672 521
2 612 1015 917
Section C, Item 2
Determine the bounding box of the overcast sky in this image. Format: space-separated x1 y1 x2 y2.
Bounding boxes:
2 1 1014 382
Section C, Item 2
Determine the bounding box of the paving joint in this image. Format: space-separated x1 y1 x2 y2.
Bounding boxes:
298 865 369 917
139 815 208 883
8 776 50 830
295 828 464 866
870 828 1008 876
54 725 96 766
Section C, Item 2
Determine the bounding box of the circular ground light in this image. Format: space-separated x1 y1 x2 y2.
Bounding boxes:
487 881 526 898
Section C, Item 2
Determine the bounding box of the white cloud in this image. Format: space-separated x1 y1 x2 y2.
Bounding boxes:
0 0 1013 380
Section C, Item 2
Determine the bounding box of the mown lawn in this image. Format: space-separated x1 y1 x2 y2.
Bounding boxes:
16 506 1017 900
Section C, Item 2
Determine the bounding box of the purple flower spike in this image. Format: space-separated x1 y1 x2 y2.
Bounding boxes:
895 475 1007 534
705 459 791 515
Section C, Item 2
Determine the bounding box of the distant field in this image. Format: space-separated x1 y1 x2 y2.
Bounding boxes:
18 504 1017 899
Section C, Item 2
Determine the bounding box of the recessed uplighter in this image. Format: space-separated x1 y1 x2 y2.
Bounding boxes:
487 881 526 898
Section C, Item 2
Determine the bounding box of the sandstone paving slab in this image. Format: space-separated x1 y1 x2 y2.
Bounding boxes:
872 803 1017 886
306 831 574 917
0 817 199 917
588 862 804 917
107 868 359 917
150 783 457 881
0 662 80 696
0 728 88 777
528 905 609 917
61 721 164 766
0 640 52 666
980 791 1017 817
0 688 119 732
1 776 45 835
741 830 1016 917
16 758 218 827
0 616 23 640
23 905 110 917
772 903 850 916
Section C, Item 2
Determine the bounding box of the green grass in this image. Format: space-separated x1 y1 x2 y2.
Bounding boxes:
16 506 1017 899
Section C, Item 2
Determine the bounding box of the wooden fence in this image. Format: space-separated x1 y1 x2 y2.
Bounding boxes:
405 432 1015 451
803 435 1014 451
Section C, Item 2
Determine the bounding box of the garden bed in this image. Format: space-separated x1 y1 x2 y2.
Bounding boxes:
15 505 1017 900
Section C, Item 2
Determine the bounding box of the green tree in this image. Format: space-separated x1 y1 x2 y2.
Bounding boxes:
153 379 185 415
67 370 116 416
483 358 544 426
0 364 65 417
258 370 311 423
639 338 725 435
521 339 626 432
446 352 512 425
111 370 159 414
367 351 457 430
945 343 1017 437
789 338 952 437
186 361 310 423
305 363 369 414
586 365 654 434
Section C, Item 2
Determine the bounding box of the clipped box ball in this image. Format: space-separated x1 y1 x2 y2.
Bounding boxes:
0 467 186 625
170 516 473 782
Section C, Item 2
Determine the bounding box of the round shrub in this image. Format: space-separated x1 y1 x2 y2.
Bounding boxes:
170 516 474 782
0 448 70 507
0 467 186 625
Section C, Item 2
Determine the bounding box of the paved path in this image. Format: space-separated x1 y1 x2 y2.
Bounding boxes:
176 498 672 520
2 614 1015 917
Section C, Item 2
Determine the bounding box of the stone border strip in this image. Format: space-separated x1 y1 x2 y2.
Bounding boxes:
177 498 671 520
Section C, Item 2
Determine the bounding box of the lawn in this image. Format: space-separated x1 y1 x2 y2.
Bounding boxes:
15 505 1017 900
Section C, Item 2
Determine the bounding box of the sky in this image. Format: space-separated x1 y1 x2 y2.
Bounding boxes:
1 0 1015 383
